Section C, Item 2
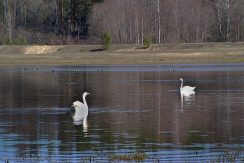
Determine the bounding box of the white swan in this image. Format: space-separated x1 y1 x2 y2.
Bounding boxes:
179 78 196 94
71 92 90 125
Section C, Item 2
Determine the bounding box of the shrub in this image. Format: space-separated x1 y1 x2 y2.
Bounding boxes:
143 37 151 49
3 38 27 45
17 37 27 45
13 38 27 45
3 38 13 45
102 32 112 50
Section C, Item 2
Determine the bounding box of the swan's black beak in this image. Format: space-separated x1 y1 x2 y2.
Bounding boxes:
71 105 75 112
70 105 75 117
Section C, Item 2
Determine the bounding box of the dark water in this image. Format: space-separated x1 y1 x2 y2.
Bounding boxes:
0 64 244 162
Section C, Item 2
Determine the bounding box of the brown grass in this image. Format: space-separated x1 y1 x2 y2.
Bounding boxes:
0 42 244 66
110 152 147 161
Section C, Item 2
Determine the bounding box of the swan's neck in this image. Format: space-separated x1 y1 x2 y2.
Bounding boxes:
180 80 183 89
82 94 88 107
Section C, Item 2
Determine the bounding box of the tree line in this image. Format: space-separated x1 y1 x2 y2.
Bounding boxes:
0 0 243 45
0 0 102 44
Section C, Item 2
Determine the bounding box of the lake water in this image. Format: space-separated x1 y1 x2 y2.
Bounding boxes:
0 64 244 162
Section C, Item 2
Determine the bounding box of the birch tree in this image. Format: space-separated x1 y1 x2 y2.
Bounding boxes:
157 0 161 44
0 0 243 44
2 0 12 40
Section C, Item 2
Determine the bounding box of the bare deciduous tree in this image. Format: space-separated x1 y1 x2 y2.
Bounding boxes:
2 0 12 40
0 0 243 44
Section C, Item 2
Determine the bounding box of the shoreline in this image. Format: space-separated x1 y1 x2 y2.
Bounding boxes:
0 42 244 66
1 63 244 72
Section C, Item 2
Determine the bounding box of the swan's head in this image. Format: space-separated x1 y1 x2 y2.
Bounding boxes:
179 78 183 81
83 92 90 96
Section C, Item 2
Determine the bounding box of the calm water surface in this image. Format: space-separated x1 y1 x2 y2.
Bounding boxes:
0 64 244 162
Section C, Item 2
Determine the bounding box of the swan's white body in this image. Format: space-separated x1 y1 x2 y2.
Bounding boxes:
180 78 196 94
71 92 90 125
178 78 196 113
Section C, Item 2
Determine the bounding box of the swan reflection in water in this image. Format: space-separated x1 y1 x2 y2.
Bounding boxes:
71 92 90 133
180 91 195 113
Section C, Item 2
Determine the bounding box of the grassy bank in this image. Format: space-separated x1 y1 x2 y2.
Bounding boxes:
0 42 244 66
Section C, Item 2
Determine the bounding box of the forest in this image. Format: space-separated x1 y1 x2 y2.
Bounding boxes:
0 0 243 45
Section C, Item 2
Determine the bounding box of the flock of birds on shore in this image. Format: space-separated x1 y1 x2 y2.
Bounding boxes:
71 78 196 127
4 66 184 73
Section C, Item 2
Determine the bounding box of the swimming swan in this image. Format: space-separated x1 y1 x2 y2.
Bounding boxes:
71 92 90 123
179 78 196 94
